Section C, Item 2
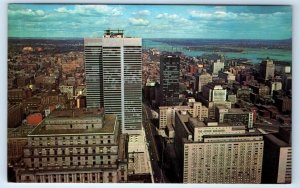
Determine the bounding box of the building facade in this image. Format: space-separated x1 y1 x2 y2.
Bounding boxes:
159 101 208 130
174 110 264 184
212 59 224 75
197 71 212 92
262 128 292 184
160 54 180 106
216 106 254 129
260 59 275 80
14 108 128 183
84 30 142 134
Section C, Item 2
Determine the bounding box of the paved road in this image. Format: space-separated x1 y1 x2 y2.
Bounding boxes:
142 103 165 183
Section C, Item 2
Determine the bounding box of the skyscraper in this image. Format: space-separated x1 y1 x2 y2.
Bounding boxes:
84 30 142 134
160 54 180 106
260 59 275 80
197 70 212 92
212 59 224 75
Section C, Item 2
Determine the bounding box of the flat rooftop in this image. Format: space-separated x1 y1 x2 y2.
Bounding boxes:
265 134 290 147
46 108 104 120
29 114 117 136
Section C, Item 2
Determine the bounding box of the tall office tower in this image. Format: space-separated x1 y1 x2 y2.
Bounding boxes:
160 54 180 106
84 38 103 108
212 59 224 75
85 30 142 134
14 108 128 183
174 110 264 183
260 59 275 80
197 71 212 92
262 127 292 184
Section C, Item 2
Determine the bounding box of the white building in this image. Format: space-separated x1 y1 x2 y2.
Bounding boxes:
84 30 142 135
174 111 264 183
212 59 224 75
159 100 208 130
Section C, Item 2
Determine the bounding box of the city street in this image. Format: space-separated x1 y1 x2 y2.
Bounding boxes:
142 103 166 183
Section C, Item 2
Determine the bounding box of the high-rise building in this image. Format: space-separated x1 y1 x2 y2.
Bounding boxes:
202 84 227 102
212 59 224 75
197 71 212 92
174 110 264 183
160 54 180 106
261 127 292 183
85 30 142 134
14 108 128 183
260 59 275 80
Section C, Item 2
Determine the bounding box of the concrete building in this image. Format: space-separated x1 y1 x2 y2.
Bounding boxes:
196 71 212 92
218 71 236 83
159 100 208 130
200 84 231 118
215 106 254 128
174 110 264 183
212 59 224 75
202 84 227 102
160 54 180 106
260 59 275 80
14 108 128 183
262 128 292 183
85 30 142 134
269 81 282 96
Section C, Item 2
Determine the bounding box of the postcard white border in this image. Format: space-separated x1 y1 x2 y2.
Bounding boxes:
1 1 299 188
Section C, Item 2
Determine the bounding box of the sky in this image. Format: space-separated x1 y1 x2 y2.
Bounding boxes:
8 4 292 39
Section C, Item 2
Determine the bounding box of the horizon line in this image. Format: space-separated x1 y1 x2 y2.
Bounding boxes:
7 37 292 41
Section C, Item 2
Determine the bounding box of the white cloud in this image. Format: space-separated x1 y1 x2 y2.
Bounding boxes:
156 13 179 19
190 10 240 20
54 5 122 16
9 8 45 17
55 7 68 13
129 18 149 26
133 10 151 16
189 9 287 22
156 13 191 25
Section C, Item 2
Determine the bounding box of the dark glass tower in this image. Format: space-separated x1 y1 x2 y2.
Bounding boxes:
160 54 180 106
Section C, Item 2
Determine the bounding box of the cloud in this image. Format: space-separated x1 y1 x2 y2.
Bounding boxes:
156 13 179 19
133 10 151 16
9 8 45 17
128 18 149 26
190 10 238 20
54 5 122 16
156 13 191 25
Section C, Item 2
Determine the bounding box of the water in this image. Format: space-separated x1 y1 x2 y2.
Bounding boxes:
142 38 292 64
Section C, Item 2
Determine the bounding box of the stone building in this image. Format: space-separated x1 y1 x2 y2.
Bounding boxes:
14 108 128 183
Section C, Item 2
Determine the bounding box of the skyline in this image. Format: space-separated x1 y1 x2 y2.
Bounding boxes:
8 4 292 40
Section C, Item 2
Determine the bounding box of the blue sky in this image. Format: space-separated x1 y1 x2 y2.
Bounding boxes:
8 4 292 39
